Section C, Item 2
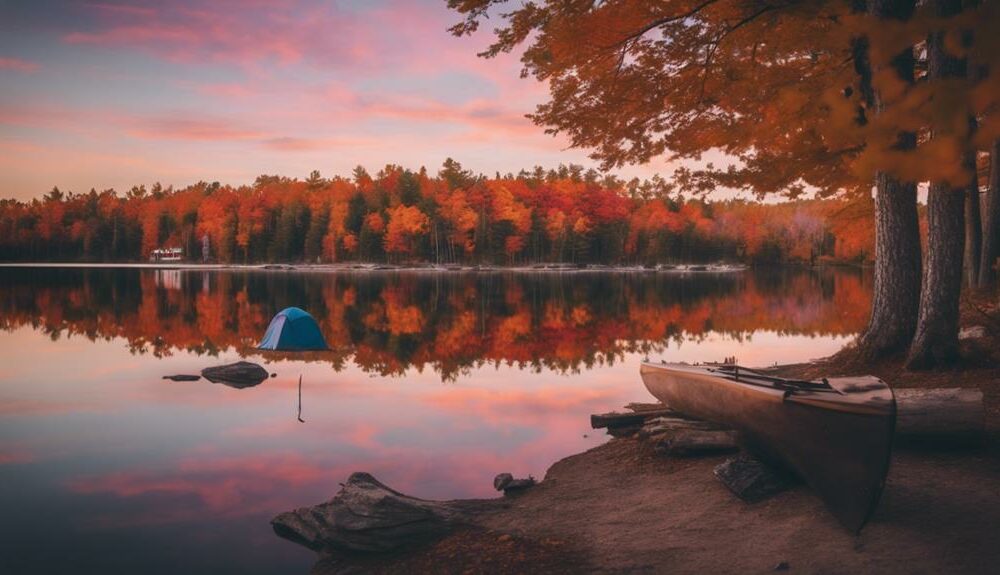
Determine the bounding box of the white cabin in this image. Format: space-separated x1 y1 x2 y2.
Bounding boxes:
149 247 183 262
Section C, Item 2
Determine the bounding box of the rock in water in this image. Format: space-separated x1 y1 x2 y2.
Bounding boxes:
201 361 269 389
271 472 467 553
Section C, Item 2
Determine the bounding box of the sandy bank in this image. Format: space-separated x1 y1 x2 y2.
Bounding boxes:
306 437 999 574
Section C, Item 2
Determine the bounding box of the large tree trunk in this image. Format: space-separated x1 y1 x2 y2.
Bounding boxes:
979 139 1000 287
908 184 966 368
856 0 922 359
906 0 968 369
858 177 922 357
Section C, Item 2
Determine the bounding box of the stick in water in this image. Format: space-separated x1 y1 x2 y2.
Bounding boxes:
297 374 305 423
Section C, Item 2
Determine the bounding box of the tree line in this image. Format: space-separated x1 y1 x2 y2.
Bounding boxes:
0 160 876 266
446 0 1000 367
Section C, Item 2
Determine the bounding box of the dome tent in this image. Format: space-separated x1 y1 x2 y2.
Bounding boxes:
257 307 329 351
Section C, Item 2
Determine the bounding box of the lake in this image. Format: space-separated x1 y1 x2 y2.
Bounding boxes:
0 266 870 574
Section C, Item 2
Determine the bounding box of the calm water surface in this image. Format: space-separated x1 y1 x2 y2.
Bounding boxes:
0 266 870 574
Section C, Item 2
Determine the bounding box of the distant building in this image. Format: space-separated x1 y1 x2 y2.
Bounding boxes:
149 247 183 262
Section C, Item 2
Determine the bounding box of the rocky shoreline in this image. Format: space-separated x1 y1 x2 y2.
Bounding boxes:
271 318 1000 574
0 261 750 273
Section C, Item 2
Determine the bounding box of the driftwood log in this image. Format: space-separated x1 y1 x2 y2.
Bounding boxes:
638 415 729 438
894 388 985 444
596 387 986 444
271 472 492 553
655 430 741 457
590 408 680 429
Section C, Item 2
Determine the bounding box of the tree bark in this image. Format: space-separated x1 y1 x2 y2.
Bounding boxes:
979 139 1000 287
908 187 966 369
858 176 922 357
964 121 982 287
855 0 922 359
907 0 968 369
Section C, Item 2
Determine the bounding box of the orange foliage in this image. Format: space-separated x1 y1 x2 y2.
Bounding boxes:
384 205 429 256
0 164 878 265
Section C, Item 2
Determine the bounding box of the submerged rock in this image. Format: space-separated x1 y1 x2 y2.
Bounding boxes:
201 361 270 389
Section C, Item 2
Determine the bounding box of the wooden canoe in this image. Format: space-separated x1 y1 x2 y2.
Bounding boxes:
640 361 896 533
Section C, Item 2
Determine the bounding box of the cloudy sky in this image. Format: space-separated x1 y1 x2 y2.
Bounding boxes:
0 0 672 201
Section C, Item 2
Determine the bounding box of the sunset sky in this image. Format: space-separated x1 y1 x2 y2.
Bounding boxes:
0 0 670 201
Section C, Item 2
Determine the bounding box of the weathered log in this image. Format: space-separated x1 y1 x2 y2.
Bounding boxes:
625 402 674 413
894 388 985 443
654 429 740 457
638 416 729 439
607 424 643 438
590 407 681 429
271 472 471 553
201 361 271 389
714 454 795 503
162 374 201 382
620 388 985 442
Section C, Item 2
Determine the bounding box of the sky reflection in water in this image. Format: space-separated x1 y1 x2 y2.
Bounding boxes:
0 267 869 574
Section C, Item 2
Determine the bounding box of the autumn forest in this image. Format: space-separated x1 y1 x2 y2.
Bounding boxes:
0 160 877 266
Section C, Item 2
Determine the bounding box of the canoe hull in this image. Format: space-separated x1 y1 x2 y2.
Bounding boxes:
640 362 895 533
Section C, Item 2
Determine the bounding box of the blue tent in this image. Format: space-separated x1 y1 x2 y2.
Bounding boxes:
257 307 329 351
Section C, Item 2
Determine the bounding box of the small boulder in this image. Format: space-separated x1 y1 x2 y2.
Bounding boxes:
201 361 269 389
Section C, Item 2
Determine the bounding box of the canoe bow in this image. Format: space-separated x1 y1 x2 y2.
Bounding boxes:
640 361 896 533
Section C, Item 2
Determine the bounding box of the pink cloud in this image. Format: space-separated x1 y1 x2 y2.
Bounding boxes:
85 2 159 17
0 57 40 73
64 0 371 69
128 115 265 141
0 449 35 465
60 0 531 95
194 82 255 99
0 398 103 416
261 135 373 151
420 385 621 427
63 448 517 527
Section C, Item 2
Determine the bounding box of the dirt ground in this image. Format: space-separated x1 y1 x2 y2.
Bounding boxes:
314 438 1000 574
313 293 1000 574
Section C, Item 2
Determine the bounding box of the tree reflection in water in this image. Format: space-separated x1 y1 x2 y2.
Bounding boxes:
0 267 871 381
